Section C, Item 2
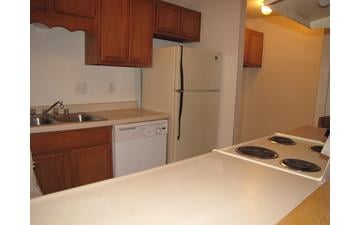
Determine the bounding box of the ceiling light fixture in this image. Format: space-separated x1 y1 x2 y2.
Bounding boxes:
261 4 272 15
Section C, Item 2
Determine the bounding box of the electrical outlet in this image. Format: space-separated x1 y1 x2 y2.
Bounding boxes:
75 82 87 95
108 82 115 94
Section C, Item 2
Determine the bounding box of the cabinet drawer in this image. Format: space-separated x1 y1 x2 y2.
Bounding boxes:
31 126 112 154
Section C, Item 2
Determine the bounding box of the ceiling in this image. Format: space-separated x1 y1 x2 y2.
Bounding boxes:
247 0 330 28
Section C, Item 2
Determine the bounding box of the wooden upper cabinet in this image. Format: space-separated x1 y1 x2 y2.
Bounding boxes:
243 28 264 67
30 0 97 34
86 0 154 67
53 0 97 19
155 1 180 35
129 0 154 65
30 0 47 10
99 0 130 64
154 0 201 42
180 8 201 41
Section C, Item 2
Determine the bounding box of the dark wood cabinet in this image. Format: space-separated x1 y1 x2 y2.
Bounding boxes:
53 0 97 19
31 126 113 194
180 8 201 41
155 1 180 35
30 0 97 34
154 0 201 42
243 28 264 67
129 0 154 65
32 152 67 194
85 0 154 67
31 0 47 10
70 144 112 187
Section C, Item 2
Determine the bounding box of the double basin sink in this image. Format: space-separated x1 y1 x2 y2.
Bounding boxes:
31 112 106 127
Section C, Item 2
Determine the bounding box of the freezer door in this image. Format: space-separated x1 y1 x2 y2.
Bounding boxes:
174 91 219 161
177 47 222 90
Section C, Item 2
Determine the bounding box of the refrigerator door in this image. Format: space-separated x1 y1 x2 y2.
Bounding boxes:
174 91 219 161
176 47 221 90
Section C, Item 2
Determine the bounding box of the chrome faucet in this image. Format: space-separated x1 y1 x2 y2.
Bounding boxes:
44 100 65 115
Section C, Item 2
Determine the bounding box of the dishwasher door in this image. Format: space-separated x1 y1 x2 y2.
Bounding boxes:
113 120 168 177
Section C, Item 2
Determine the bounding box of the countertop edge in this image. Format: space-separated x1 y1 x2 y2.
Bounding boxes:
30 109 170 133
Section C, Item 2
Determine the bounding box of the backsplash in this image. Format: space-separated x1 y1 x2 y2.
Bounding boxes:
30 24 141 106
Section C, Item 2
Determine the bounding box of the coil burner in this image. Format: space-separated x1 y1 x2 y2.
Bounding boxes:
236 146 279 159
269 136 296 145
280 159 321 172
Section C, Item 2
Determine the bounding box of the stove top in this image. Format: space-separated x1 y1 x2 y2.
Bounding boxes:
213 133 329 181
280 158 321 172
269 136 296 145
236 146 278 159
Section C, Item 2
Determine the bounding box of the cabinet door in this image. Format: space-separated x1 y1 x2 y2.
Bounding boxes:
70 144 112 187
30 0 47 10
32 152 68 194
180 8 201 41
155 1 180 35
100 0 130 64
129 0 154 66
243 28 264 67
53 0 97 19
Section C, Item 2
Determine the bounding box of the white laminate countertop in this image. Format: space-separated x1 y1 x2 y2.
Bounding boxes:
30 108 169 133
31 152 321 225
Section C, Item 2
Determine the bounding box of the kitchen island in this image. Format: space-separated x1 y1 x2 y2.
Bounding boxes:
31 151 322 225
31 125 329 224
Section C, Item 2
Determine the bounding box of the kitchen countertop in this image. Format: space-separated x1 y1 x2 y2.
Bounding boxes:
31 152 321 225
277 125 330 224
30 108 169 133
277 181 330 225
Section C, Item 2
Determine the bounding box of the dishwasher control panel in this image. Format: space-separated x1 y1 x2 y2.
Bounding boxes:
114 120 168 142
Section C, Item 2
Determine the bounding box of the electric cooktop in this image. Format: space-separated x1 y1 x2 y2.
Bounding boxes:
213 133 329 181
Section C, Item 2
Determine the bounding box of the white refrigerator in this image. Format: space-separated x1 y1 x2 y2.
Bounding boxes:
142 46 221 162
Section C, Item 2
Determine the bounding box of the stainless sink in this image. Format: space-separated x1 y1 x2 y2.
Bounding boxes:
30 116 58 126
54 113 106 123
30 112 106 127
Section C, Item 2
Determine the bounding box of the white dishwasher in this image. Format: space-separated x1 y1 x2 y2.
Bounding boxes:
112 120 168 177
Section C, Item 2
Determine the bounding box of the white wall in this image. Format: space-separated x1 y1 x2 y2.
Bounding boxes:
154 0 246 148
31 24 141 106
239 16 324 142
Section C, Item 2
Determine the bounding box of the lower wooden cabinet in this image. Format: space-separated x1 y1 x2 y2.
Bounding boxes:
32 152 67 194
70 144 112 187
31 126 113 194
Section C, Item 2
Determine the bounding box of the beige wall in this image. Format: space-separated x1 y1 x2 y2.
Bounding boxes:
154 0 247 148
314 33 330 123
239 16 324 142
31 25 141 106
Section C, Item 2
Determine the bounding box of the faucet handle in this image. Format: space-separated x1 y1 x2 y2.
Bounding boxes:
53 108 59 116
30 109 37 117
59 101 64 109
42 109 47 117
64 108 69 116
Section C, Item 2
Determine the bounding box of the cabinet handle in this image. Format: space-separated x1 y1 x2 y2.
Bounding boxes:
33 161 37 169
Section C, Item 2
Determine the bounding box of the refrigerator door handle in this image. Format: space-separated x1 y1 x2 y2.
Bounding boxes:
177 46 185 140
176 89 220 93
